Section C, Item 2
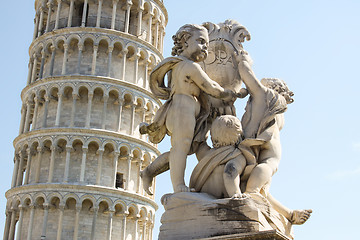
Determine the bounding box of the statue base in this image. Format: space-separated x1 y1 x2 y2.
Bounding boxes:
159 192 293 240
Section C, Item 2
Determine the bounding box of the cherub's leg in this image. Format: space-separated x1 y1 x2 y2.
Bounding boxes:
167 115 196 193
245 161 275 194
267 194 312 224
141 151 170 195
223 158 246 198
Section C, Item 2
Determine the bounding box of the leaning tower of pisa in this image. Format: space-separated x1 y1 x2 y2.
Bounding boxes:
3 0 167 239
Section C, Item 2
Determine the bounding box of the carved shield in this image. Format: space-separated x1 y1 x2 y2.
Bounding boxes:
201 20 251 116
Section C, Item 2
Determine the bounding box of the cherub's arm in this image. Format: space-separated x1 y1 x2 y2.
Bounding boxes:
188 62 235 101
236 51 267 97
195 142 211 162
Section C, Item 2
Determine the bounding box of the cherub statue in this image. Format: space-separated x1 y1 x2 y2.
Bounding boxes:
140 24 236 193
236 51 312 225
189 115 257 199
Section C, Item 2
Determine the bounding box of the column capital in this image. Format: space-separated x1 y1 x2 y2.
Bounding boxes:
88 92 94 98
72 93 79 99
63 43 69 50
108 46 114 53
66 145 73 152
97 148 105 155
37 146 44 153
82 146 89 153
43 203 50 210
78 44 84 51
59 203 66 210
103 94 109 102
76 204 82 212
50 45 56 52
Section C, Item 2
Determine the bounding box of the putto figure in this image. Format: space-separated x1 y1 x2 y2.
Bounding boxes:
140 24 236 193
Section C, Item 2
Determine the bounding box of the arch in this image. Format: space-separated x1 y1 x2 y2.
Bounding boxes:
110 39 125 49
84 138 101 148
66 34 82 45
80 194 96 206
69 136 85 146
118 143 131 156
131 147 143 159
127 203 139 217
22 194 33 207
33 192 48 205
102 140 117 152
48 192 63 205
80 34 96 45
114 200 127 214
54 35 67 47
97 197 113 211
95 36 111 47
63 193 80 205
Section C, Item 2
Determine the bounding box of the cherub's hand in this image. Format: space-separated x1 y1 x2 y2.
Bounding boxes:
236 88 249 98
235 50 253 71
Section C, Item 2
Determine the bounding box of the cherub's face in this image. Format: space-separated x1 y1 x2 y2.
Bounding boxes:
183 29 209 62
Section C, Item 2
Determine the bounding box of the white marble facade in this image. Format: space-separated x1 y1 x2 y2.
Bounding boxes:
4 0 167 239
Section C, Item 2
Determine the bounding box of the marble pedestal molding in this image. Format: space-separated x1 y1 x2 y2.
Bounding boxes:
158 192 293 240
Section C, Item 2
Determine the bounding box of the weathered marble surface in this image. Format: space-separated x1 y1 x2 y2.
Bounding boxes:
159 192 293 240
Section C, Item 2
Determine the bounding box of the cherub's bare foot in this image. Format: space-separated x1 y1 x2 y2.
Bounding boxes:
174 184 195 193
231 193 245 199
140 169 154 195
291 209 312 225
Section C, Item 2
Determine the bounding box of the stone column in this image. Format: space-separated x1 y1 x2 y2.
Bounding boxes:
37 7 44 37
137 8 143 36
11 155 19 188
111 0 119 30
7 209 16 240
159 26 165 51
90 207 99 240
24 100 33 133
49 45 56 76
106 210 114 240
33 12 40 40
18 104 26 135
134 216 139 240
126 156 131 190
40 204 50 240
48 144 57 183
67 0 74 27
26 205 35 240
31 54 38 83
54 0 62 30
24 148 33 184
141 218 148 240
16 151 25 186
70 93 78 127
121 213 127 240
143 60 150 89
77 44 84 74
120 49 128 80
56 204 65 240
96 148 104 185
147 14 153 43
131 54 140 84
31 97 40 130
63 145 72 182
3 209 11 240
26 57 34 85
55 92 63 127
107 46 114 77
91 44 99 75
136 159 142 193
42 95 50 128
130 103 135 134
112 152 120 188
124 1 132 33
80 146 88 182
73 205 81 240
154 19 159 48
39 49 46 79
101 94 109 129
35 146 43 183
96 0 103 28
117 98 123 132
45 1 53 33
61 43 69 75
15 205 24 240
85 92 94 128
81 0 89 27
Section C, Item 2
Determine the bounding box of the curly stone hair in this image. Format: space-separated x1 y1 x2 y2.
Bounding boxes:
261 78 294 104
210 115 243 148
171 24 208 56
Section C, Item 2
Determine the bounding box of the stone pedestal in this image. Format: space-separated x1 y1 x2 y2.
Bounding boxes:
159 192 293 240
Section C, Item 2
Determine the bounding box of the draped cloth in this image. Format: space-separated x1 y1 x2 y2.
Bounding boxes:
189 88 288 192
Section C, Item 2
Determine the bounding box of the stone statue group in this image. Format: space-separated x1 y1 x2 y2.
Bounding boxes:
139 20 311 229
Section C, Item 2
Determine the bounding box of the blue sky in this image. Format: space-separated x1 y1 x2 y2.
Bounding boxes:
1 1 360 239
